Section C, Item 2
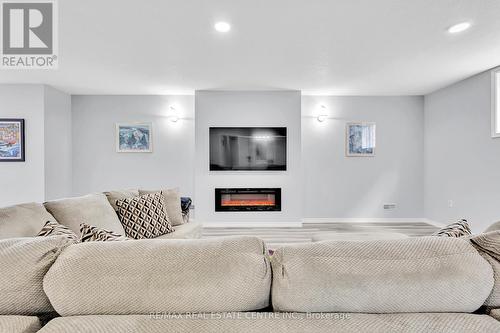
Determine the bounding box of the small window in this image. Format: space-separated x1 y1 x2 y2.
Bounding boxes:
493 68 500 138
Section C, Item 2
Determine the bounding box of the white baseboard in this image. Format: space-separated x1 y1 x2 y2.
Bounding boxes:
302 217 438 224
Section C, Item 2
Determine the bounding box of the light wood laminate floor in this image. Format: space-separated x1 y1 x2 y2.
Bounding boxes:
202 222 439 248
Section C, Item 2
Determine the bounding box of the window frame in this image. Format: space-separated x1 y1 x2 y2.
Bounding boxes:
492 68 500 138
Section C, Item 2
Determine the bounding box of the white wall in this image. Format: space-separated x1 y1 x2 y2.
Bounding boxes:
44 86 72 200
195 91 302 224
71 95 195 197
424 69 500 232
302 96 424 219
0 85 46 206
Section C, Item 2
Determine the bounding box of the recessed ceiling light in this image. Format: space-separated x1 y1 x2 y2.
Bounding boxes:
448 22 471 34
214 21 231 33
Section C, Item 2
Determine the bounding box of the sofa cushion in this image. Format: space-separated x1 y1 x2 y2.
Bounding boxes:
0 203 57 239
271 237 493 313
44 194 125 236
139 188 183 226
0 316 41 333
154 220 202 239
43 236 270 316
0 236 72 315
80 223 129 242
116 193 174 239
36 313 500 333
104 189 139 212
469 231 500 307
37 221 79 243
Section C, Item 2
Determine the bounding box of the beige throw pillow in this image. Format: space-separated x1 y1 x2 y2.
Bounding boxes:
139 188 184 226
44 193 125 236
103 189 139 211
139 188 184 227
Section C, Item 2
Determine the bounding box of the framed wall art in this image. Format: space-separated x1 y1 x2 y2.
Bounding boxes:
346 122 376 157
116 123 152 153
0 119 25 162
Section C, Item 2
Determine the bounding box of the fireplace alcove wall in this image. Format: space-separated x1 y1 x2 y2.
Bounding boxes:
195 91 302 224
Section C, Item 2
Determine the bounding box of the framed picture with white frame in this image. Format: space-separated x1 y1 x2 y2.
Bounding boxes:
345 122 376 157
116 123 153 153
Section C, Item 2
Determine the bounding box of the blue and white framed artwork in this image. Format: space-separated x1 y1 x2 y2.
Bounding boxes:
116 123 153 153
346 122 376 157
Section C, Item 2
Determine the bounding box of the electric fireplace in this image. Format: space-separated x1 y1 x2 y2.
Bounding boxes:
215 188 281 212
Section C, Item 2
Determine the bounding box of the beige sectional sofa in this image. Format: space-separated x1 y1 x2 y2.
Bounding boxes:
0 236 74 333
1 194 499 332
0 191 201 242
1 233 499 332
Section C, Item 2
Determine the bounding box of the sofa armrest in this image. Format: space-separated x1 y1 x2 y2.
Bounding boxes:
489 309 500 321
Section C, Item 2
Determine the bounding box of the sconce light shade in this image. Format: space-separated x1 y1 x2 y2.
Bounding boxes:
317 104 328 122
317 114 328 122
168 106 179 122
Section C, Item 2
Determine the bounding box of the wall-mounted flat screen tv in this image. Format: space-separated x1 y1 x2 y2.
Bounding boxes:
210 127 287 171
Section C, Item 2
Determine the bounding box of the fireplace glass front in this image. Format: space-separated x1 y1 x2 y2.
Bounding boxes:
215 188 281 212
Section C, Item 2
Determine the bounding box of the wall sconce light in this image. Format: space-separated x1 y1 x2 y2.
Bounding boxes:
168 106 179 122
317 105 328 122
317 114 328 122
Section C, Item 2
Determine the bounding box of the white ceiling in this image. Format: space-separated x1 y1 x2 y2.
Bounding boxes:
1 0 500 95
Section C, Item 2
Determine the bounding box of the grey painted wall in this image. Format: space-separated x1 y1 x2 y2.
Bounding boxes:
71 95 194 197
44 86 72 200
195 91 303 224
10 81 498 231
0 85 45 206
0 84 71 207
302 96 425 219
424 69 500 232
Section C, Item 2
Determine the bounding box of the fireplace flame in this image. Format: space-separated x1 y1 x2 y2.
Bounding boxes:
221 200 276 206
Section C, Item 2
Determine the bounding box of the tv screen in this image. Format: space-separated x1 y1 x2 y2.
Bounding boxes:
210 127 287 171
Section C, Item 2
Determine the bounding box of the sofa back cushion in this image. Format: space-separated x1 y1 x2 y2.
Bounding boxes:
0 236 72 315
485 221 500 233
44 194 125 236
43 236 271 316
271 237 493 313
0 203 57 239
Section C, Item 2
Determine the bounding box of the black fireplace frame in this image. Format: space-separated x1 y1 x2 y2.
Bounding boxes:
215 188 282 212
